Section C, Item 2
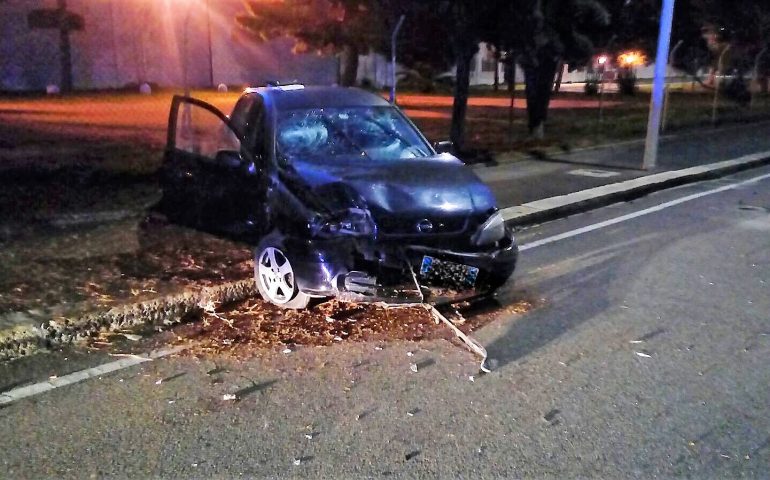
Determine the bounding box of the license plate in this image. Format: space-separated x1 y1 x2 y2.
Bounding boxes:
420 256 479 287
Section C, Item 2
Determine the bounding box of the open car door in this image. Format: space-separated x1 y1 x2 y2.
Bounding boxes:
162 95 264 234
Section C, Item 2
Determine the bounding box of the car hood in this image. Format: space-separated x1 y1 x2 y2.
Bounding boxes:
288 154 497 231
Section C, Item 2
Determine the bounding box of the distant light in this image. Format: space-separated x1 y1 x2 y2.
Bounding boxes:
618 51 646 67
597 55 608 65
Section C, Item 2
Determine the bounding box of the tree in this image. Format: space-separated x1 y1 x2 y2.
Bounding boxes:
514 0 610 138
237 0 386 86
693 0 770 89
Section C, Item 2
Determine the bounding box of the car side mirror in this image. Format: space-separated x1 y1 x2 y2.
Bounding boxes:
434 140 453 154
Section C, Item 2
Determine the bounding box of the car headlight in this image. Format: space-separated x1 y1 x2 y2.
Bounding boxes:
471 211 506 246
309 208 376 238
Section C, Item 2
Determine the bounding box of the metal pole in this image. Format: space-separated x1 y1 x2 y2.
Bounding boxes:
662 39 684 132
389 14 406 104
206 0 214 88
711 44 731 127
642 0 676 170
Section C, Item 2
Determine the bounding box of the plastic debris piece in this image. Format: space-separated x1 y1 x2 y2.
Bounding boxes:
304 434 313 440
222 393 237 401
629 340 644 344
374 346 383 351
168 400 175 404
410 363 418 373
293 458 301 466
469 375 475 382
282 348 292 354
326 317 335 323
333 336 343 342
122 333 142 342
427 305 491 373
155 379 163 385
635 351 652 358
406 351 414 357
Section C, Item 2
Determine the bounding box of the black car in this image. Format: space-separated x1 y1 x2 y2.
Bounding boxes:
160 84 517 309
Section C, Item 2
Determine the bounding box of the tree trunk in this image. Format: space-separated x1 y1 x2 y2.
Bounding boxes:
552 60 564 93
450 47 475 152
339 44 359 87
524 54 559 139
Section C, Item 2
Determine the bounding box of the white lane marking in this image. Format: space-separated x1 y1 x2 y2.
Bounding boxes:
520 172 770 252
567 169 621 178
0 347 184 406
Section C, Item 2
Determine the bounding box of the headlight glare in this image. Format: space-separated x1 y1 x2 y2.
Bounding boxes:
471 211 506 246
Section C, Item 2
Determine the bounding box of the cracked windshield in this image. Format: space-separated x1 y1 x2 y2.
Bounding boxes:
1 0 769 477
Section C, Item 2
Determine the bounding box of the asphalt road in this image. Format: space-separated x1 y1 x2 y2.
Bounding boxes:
1 166 769 478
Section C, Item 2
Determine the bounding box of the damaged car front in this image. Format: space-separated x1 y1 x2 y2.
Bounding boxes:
254 87 518 309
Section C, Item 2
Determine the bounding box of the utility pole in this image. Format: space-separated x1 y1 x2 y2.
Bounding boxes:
206 0 214 87
642 0 676 170
389 14 406 104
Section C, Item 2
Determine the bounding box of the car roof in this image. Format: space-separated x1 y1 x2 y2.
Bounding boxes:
251 85 392 110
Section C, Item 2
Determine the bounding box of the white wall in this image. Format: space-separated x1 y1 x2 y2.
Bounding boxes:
0 0 338 91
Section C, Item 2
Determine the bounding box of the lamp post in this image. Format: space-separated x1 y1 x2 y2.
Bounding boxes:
205 0 214 87
642 0 676 170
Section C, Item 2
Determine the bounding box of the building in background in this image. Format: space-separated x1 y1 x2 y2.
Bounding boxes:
0 0 337 91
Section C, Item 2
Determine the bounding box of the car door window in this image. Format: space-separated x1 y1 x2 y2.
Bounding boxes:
173 98 241 160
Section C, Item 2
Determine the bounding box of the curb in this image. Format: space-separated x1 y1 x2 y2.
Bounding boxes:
500 151 770 227
0 280 257 361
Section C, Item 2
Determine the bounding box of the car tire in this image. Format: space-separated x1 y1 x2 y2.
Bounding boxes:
254 233 310 309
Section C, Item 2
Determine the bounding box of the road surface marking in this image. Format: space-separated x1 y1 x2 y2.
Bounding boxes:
0 347 183 406
520 171 770 252
567 169 621 178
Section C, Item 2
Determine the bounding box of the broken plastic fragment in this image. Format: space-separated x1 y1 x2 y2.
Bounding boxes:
410 363 418 373
333 336 343 341
635 351 652 358
123 333 142 342
222 393 237 401
293 458 301 466
304 434 313 440
282 348 292 354
155 379 163 385
469 375 475 382
629 340 644 344
427 305 491 373
406 351 414 357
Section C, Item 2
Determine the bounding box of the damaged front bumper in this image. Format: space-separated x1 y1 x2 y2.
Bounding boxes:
283 231 519 305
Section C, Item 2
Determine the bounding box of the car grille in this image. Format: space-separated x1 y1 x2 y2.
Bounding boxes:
377 215 469 236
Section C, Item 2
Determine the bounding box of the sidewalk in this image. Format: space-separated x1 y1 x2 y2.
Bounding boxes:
1 122 769 359
476 120 770 210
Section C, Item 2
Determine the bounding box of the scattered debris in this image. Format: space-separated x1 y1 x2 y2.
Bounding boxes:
304 434 313 440
427 305 491 373
293 458 301 466
155 379 163 385
468 375 475 382
282 348 292 354
629 340 644 344
410 363 418 373
404 450 420 461
635 351 652 358
222 393 237 401
406 351 414 357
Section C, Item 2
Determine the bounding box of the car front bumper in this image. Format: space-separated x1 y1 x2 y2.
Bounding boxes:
284 231 518 304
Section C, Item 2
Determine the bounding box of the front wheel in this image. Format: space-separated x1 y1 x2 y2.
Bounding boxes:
254 239 310 309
